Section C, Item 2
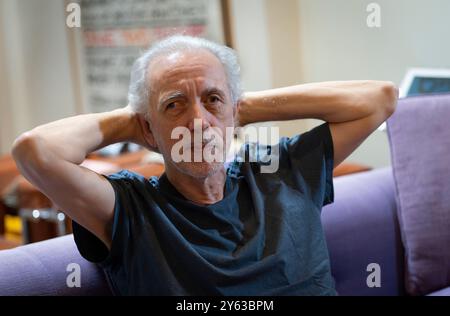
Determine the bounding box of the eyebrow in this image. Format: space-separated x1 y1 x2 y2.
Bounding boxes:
158 91 186 110
157 87 227 110
204 87 226 98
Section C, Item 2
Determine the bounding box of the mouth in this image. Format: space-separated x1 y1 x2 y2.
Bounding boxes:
187 136 215 149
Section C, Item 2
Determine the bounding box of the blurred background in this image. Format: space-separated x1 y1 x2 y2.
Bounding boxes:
1 0 450 246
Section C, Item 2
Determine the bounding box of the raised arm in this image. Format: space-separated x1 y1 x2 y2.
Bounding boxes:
238 80 398 167
11 105 149 248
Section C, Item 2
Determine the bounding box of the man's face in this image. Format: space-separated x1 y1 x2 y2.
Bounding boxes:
146 49 236 179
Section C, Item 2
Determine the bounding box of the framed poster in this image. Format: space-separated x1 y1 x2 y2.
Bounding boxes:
68 0 232 114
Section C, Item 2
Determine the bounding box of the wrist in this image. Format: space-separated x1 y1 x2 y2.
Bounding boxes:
237 91 278 126
237 92 257 126
102 107 140 145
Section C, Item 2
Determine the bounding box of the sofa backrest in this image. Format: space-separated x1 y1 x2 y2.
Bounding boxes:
386 93 450 295
0 168 404 296
322 167 405 296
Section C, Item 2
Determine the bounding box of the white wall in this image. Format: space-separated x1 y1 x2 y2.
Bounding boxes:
230 0 313 137
297 0 450 83
0 0 275 155
2 0 449 169
0 0 31 153
296 0 450 167
0 0 77 154
229 0 272 92
231 0 450 168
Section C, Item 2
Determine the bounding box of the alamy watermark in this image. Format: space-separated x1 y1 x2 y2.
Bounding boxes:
66 263 81 288
66 2 81 28
366 263 381 288
366 3 381 28
67 2 382 29
170 119 280 173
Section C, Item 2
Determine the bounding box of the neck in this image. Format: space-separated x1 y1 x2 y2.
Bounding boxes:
164 165 227 205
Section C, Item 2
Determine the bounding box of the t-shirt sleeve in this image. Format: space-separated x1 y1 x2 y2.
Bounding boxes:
72 169 148 265
278 122 335 207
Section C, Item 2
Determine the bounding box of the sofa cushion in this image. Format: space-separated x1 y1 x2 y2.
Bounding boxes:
0 235 112 295
387 94 450 296
427 286 450 296
322 167 405 296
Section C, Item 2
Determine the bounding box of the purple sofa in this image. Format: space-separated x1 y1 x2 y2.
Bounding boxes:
1 95 449 296
0 166 441 296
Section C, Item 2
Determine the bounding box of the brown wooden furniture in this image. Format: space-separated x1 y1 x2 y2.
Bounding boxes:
0 154 20 195
0 154 20 235
11 176 67 243
5 159 118 243
333 162 372 177
2 150 164 243
0 236 21 250
0 205 4 235
87 149 149 168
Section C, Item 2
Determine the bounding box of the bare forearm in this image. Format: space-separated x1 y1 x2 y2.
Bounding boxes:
239 80 398 125
12 107 140 166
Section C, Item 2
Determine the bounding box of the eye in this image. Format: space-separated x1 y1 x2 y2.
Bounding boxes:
166 102 176 110
166 101 180 111
207 95 221 104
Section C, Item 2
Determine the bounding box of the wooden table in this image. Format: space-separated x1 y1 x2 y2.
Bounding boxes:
0 236 21 250
0 154 20 235
333 162 372 177
1 150 164 243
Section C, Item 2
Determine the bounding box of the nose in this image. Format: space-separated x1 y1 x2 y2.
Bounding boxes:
187 100 211 132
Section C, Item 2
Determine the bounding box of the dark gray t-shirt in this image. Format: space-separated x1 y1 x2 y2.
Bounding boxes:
73 122 336 295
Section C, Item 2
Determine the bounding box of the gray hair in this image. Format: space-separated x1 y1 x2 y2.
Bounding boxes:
127 35 242 116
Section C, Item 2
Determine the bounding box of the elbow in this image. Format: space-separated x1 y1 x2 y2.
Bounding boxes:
380 81 398 117
12 133 50 170
356 81 398 118
12 132 34 162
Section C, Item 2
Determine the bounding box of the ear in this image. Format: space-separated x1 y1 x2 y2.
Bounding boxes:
233 100 243 127
233 101 239 116
136 113 160 153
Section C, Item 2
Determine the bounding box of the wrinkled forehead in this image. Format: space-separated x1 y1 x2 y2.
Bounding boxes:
147 49 229 97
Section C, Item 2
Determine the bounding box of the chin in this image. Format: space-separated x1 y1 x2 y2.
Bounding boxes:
174 161 224 179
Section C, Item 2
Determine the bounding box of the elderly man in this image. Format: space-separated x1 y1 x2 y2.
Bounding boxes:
12 35 397 295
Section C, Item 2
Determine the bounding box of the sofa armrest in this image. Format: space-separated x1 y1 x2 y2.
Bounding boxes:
322 167 405 296
0 235 112 295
